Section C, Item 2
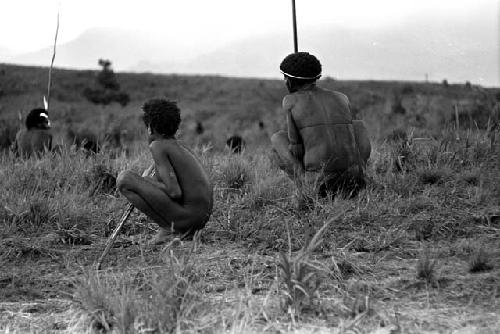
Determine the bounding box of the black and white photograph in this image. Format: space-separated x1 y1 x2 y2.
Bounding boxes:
0 0 498 332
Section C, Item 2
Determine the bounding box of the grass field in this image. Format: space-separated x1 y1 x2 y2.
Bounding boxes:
0 64 499 333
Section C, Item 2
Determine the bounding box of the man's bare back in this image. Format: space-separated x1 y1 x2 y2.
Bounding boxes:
271 52 370 200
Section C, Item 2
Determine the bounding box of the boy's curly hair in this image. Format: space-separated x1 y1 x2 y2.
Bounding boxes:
142 98 181 137
280 52 322 80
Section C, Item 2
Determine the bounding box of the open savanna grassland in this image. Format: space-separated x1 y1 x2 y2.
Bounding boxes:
1 63 498 149
0 64 499 333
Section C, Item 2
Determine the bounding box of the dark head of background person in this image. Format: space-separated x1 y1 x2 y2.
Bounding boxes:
26 108 51 130
226 135 245 154
280 52 322 93
142 98 181 142
12 107 53 157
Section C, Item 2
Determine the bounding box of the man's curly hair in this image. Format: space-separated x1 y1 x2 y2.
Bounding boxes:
280 52 322 80
142 98 181 137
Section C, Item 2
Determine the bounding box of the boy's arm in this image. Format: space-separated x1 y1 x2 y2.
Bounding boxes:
150 141 182 199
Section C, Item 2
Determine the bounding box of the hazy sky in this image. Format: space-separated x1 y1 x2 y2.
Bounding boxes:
1 0 497 53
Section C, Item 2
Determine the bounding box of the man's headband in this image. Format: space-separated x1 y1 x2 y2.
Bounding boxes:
280 70 321 80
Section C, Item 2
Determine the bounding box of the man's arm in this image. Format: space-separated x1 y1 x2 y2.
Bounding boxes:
287 109 304 161
150 141 182 199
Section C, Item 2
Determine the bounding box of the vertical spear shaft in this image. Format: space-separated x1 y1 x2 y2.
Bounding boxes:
291 0 298 52
45 11 59 113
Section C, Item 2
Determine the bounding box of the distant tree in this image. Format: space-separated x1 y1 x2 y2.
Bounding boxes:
97 59 120 91
442 79 449 88
465 81 472 90
83 59 130 107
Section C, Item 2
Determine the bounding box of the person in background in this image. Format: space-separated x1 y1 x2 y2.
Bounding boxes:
12 108 53 157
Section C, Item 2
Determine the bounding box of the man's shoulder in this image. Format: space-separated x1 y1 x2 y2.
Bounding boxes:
282 94 296 110
318 87 349 103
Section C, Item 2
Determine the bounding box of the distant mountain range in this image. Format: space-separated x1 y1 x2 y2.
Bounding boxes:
5 28 194 71
3 12 498 86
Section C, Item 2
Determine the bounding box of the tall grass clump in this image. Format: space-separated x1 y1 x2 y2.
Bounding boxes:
278 212 345 318
417 167 450 185
468 246 493 273
0 148 120 238
246 154 293 209
216 154 252 191
459 169 480 186
84 163 117 196
74 251 205 333
416 248 437 285
248 174 291 209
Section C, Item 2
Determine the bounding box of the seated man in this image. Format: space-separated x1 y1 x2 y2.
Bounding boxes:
12 108 53 157
271 52 371 200
117 98 213 243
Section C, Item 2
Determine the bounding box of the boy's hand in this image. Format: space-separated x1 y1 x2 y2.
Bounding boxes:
167 170 183 199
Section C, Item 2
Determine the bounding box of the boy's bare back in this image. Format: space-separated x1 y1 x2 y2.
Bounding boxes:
151 138 213 218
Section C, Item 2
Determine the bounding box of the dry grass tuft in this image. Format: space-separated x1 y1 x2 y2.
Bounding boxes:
0 237 60 262
85 163 117 196
277 211 345 318
73 239 206 333
416 248 437 284
218 155 252 190
460 170 480 186
417 167 449 185
468 246 493 273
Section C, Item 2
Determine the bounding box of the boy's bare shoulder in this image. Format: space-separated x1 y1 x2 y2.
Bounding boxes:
149 138 177 155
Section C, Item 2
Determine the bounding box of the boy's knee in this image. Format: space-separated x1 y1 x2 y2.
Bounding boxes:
116 170 136 192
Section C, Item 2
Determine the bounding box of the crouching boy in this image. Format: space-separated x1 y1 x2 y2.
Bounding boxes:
117 98 213 243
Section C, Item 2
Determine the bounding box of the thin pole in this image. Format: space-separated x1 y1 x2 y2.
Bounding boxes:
95 164 155 270
45 11 59 113
291 0 298 52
